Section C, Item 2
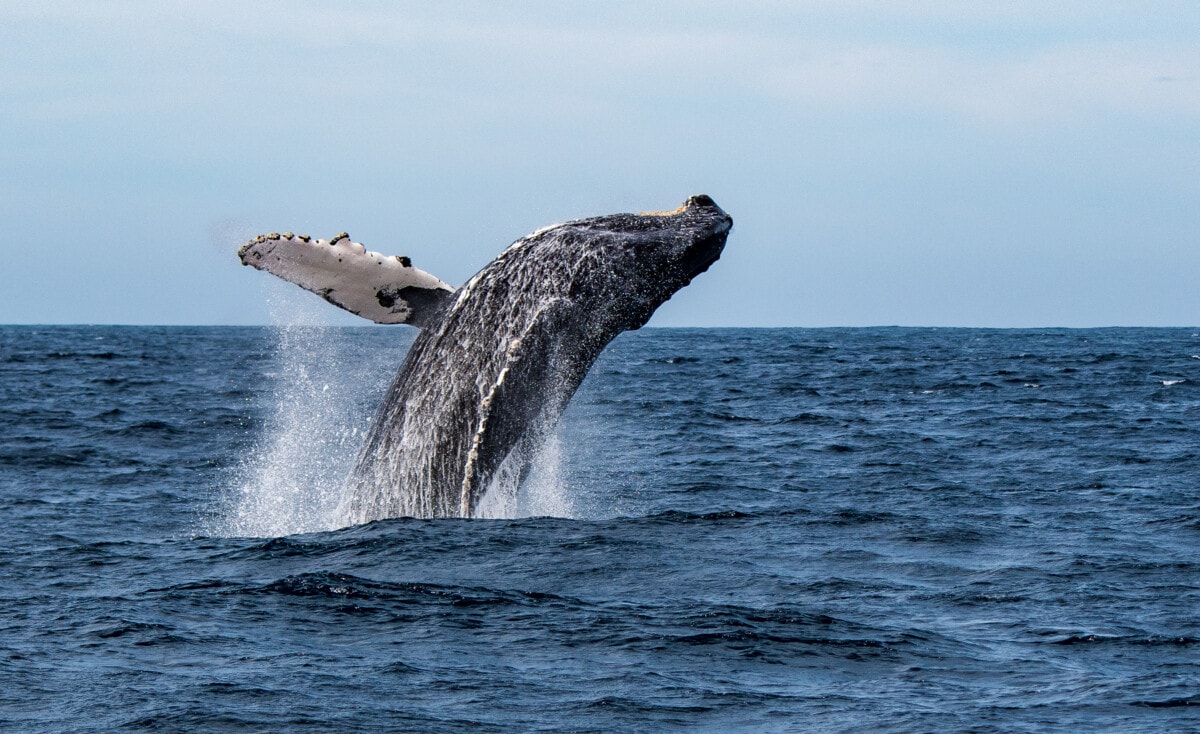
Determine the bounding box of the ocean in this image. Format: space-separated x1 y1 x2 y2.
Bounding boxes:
1 325 1197 732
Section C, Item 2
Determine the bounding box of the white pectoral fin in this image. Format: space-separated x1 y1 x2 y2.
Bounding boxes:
238 232 456 326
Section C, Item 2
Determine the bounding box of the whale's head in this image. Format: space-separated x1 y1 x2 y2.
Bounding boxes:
522 194 732 335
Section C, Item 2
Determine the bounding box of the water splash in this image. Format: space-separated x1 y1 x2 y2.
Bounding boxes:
214 285 582 536
518 435 577 518
474 434 576 519
216 288 384 537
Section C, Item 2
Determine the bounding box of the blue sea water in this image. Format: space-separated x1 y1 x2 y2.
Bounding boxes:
1 325 1198 732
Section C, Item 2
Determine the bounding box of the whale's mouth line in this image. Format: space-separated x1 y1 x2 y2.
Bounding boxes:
693 249 722 274
686 217 731 276
680 238 726 281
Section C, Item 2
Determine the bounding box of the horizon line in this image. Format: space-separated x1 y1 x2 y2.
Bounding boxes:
2 322 1197 330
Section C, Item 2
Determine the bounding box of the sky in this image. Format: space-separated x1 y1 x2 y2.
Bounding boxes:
2 1 1198 327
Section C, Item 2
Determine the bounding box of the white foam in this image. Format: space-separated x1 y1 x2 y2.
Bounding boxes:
1161 379 1186 386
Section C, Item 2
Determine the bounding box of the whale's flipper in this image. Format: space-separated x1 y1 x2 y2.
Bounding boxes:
238 232 455 326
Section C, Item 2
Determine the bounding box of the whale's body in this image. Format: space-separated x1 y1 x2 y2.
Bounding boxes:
239 196 731 521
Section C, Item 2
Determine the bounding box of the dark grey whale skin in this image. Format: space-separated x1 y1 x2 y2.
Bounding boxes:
337 195 732 522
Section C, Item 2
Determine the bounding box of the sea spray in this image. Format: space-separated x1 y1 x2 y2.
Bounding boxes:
517 434 576 518
218 288 399 536
217 285 581 535
474 433 576 519
222 332 352 535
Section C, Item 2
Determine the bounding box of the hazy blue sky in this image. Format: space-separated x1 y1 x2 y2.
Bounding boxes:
3 2 1198 326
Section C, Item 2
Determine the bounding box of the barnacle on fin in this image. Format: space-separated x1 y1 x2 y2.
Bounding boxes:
330 232 349 245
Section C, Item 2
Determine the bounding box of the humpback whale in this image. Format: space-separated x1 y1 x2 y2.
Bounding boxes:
238 195 732 521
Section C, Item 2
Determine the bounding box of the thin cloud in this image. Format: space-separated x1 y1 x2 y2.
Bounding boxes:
757 42 1200 129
